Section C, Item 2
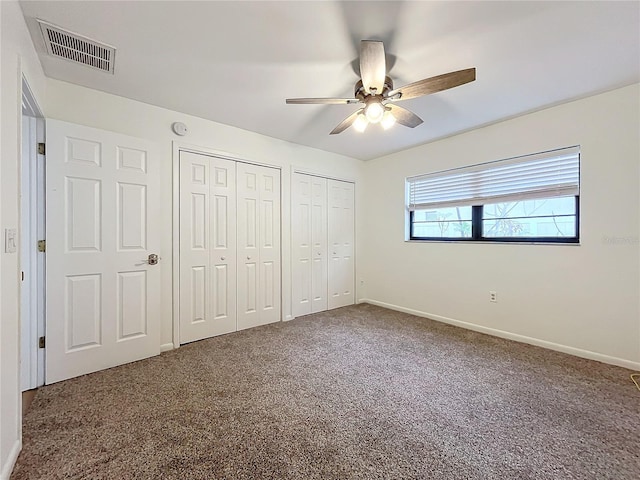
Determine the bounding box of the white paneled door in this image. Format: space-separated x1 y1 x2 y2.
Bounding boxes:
179 154 281 343
292 173 327 317
237 162 281 330
179 152 237 343
328 179 355 309
46 120 161 384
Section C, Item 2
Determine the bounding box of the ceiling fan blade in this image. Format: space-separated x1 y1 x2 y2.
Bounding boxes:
330 109 364 135
388 104 423 128
360 40 386 94
286 98 360 105
387 68 476 101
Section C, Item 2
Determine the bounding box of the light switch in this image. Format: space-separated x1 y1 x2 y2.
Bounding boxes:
4 228 17 253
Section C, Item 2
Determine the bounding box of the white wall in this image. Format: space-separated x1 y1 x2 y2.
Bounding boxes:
361 84 640 369
44 79 365 349
0 1 47 478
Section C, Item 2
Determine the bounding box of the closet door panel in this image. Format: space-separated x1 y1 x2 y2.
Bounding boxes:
328 180 355 309
258 166 281 325
292 173 312 317
180 152 237 343
236 163 261 329
237 163 281 330
328 181 341 306
179 152 211 344
341 181 355 307
311 176 328 313
209 159 237 334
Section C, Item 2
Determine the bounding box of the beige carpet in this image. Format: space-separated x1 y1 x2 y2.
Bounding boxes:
12 304 640 479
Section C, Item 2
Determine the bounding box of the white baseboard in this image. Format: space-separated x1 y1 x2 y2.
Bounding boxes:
160 343 175 353
0 439 21 480
361 299 640 371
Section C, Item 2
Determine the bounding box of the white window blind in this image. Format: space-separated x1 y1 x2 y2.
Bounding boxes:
407 146 580 211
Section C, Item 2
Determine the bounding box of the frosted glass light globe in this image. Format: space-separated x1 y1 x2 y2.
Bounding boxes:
381 110 396 130
353 113 368 132
364 102 385 123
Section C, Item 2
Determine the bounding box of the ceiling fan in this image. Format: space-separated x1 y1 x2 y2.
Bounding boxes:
286 40 476 135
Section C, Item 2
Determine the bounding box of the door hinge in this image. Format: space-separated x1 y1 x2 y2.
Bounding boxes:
38 336 45 349
37 143 45 155
21 271 24 282
37 240 46 252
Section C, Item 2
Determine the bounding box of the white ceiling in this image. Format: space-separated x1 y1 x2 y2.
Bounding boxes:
19 1 640 160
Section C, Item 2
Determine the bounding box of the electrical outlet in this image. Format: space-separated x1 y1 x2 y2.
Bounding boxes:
489 291 497 303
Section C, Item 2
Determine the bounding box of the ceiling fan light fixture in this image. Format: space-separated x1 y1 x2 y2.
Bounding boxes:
285 40 475 136
353 113 369 132
381 110 396 130
364 100 385 123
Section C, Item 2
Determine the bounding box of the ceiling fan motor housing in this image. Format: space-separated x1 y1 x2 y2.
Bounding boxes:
354 76 394 99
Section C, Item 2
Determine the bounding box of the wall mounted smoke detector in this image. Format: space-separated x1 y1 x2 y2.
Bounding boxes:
172 122 188 136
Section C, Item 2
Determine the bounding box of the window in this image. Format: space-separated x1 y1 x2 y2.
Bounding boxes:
407 146 580 243
411 206 473 238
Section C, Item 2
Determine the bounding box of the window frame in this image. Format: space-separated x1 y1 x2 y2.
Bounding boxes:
409 196 580 244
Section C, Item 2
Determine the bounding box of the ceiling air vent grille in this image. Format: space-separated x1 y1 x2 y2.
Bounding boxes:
37 20 115 74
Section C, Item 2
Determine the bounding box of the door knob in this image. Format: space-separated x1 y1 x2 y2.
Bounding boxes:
147 254 159 265
247 256 251 260
221 256 225 261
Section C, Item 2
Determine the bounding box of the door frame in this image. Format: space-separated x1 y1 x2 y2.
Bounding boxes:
291 166 356 184
20 76 45 391
171 142 283 348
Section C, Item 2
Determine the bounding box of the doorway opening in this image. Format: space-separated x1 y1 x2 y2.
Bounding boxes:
20 76 45 396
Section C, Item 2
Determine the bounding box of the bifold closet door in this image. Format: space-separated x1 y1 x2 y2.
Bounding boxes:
292 173 327 317
328 180 355 309
237 162 281 330
179 152 237 344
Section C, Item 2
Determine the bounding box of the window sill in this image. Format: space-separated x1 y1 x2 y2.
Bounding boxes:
405 239 581 246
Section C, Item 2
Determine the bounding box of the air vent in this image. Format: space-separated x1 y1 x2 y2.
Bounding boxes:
37 20 115 74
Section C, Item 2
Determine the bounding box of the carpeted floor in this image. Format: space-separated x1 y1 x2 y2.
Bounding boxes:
11 304 640 479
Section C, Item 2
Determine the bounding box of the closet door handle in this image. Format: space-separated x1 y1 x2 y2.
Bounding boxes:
221 256 225 261
247 256 251 260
